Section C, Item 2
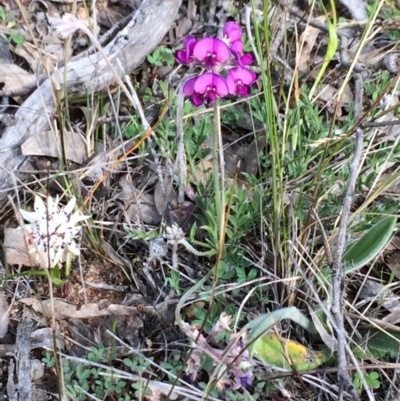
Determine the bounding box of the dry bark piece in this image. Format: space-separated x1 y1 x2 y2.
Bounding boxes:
0 0 182 200
337 0 367 21
0 292 9 339
15 319 34 401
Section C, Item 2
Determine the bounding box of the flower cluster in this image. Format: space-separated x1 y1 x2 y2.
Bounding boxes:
176 21 257 107
186 312 253 390
19 196 90 269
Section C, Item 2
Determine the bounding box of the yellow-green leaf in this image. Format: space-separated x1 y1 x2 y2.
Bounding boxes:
253 332 330 370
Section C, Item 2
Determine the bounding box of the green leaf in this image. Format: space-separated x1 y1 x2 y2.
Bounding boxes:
343 216 396 274
355 330 400 360
244 307 318 351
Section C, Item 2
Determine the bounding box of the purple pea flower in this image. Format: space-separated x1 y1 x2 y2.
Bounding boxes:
231 41 254 67
193 38 230 69
232 368 253 390
227 67 257 97
183 77 204 107
223 21 242 44
176 35 197 65
194 73 229 105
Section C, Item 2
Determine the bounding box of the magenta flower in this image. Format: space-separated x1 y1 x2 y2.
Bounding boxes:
231 41 254 67
223 21 242 44
194 73 228 105
227 67 257 97
193 38 230 69
176 35 197 65
183 77 204 107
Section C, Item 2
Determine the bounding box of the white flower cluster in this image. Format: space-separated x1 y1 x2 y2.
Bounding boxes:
19 196 90 269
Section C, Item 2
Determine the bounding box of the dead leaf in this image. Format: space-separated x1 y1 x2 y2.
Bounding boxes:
19 297 150 319
119 175 161 224
191 159 213 186
127 195 161 225
12 42 57 75
4 227 41 267
154 173 178 215
31 327 64 349
298 16 325 73
359 279 400 312
169 202 200 235
382 309 400 325
385 250 400 279
243 136 267 175
0 64 36 93
145 388 178 401
315 84 353 115
22 130 86 164
30 359 45 381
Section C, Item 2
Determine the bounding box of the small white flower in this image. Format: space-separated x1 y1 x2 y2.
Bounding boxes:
164 224 185 245
52 13 82 40
19 195 90 269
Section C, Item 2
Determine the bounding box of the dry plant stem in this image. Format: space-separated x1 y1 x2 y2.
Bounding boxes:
176 89 186 204
75 24 143 112
331 73 364 401
122 69 166 197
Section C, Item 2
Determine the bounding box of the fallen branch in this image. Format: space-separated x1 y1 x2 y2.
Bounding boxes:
0 0 181 199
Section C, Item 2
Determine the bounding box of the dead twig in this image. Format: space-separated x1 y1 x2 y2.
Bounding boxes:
331 72 364 401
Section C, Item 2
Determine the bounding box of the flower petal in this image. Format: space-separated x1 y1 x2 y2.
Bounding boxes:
194 73 228 97
193 38 230 68
191 93 204 107
223 21 242 43
183 35 196 54
63 197 76 215
226 67 257 96
68 242 81 256
20 209 42 224
231 40 243 55
34 196 46 215
240 53 254 66
175 36 197 65
193 37 214 61
212 39 230 63
183 77 197 96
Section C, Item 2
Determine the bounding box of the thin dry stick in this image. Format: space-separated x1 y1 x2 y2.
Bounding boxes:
121 64 166 198
331 72 364 401
176 88 186 204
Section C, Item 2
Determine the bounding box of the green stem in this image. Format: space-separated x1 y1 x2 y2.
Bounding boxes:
179 239 217 257
213 99 222 223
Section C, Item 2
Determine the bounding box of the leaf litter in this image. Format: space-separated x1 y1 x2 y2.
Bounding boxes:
2 0 400 400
